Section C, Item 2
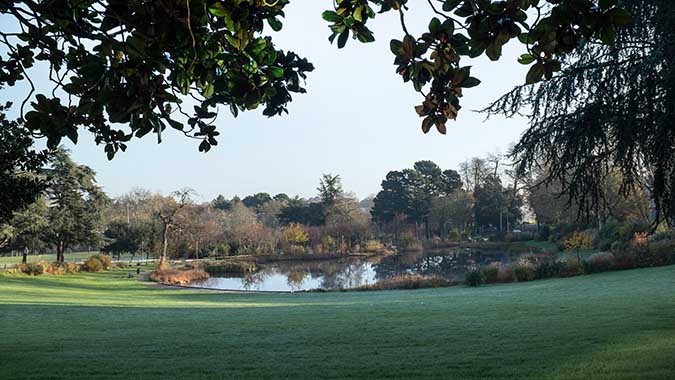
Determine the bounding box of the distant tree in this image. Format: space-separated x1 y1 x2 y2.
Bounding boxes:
180 205 222 259
317 174 344 206
459 157 491 192
103 221 147 261
284 223 310 246
212 195 233 211
279 197 325 227
0 103 49 225
325 196 371 245
44 149 108 262
258 199 286 228
372 170 414 223
273 193 291 203
429 192 474 236
155 189 192 264
220 202 278 255
372 163 463 237
242 192 273 210
473 175 522 233
7 198 49 263
442 169 463 194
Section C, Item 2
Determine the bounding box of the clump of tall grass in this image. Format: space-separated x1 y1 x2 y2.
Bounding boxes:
149 268 209 285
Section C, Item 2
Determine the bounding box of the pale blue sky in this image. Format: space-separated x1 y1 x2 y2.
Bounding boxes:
4 1 529 201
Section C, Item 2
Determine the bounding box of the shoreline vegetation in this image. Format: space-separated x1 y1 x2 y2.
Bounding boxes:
4 237 675 293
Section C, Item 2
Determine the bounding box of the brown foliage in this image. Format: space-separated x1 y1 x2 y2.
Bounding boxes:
149 268 209 285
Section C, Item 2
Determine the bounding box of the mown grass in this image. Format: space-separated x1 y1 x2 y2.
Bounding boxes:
1 265 674 379
0 252 100 266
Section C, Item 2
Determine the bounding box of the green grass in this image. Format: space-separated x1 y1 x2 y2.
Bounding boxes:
0 252 146 267
1 266 674 379
0 252 96 266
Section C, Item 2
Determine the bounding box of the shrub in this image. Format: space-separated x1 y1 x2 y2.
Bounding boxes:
448 230 461 241
559 259 584 277
513 261 536 282
47 264 65 275
497 265 514 283
464 268 482 287
612 250 639 270
90 254 113 269
650 229 675 242
399 231 423 251
535 259 564 279
642 240 675 266
350 275 454 291
563 231 594 251
19 261 50 275
284 223 309 245
149 268 209 285
480 263 500 284
82 257 103 272
363 240 385 253
584 252 615 273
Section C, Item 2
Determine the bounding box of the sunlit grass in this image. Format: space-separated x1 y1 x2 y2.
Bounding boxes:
1 265 674 379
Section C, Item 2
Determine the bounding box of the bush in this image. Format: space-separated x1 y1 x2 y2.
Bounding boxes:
650 229 675 242
642 240 675 266
448 230 461 241
586 252 612 271
513 261 536 282
497 265 514 283
535 259 564 279
480 263 500 284
82 257 103 272
350 275 454 291
612 250 639 270
149 268 209 285
464 268 482 287
399 231 423 251
363 240 385 253
90 254 113 269
584 252 615 273
559 259 584 277
19 261 50 275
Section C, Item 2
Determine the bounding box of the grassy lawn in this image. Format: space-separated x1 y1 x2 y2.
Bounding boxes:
0 252 148 267
1 266 674 379
0 252 97 266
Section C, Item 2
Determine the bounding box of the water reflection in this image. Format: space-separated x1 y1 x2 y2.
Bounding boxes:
188 249 514 292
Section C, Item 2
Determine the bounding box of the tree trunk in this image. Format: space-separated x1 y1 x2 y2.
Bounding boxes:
22 248 28 264
56 241 66 263
160 223 169 264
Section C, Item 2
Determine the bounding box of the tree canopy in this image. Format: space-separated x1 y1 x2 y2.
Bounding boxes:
0 0 629 158
484 0 675 226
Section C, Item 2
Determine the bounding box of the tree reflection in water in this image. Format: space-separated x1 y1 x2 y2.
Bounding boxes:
194 249 515 291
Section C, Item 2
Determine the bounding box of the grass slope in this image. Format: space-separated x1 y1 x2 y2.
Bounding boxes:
1 266 674 380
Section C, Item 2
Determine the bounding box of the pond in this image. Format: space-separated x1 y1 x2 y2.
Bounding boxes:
187 249 520 292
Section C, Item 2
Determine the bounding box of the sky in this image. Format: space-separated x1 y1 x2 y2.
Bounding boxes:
4 1 530 202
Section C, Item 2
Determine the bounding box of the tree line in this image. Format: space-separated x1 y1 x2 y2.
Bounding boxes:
0 148 661 263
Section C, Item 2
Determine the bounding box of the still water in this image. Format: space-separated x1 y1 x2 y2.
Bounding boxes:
188 249 516 292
